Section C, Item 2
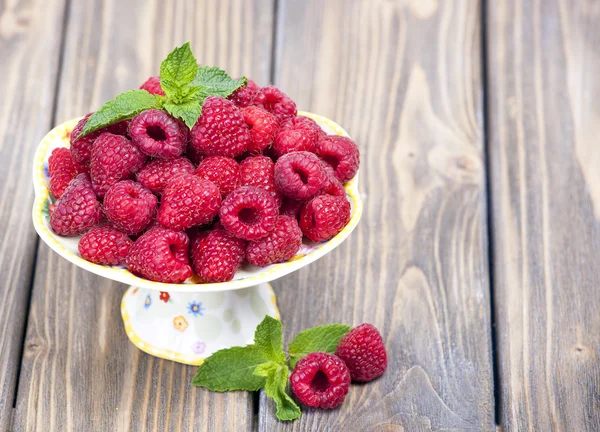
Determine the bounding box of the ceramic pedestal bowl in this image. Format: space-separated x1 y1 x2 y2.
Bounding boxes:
32 112 362 365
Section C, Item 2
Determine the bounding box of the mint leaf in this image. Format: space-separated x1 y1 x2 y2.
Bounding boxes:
194 66 247 99
163 99 202 129
254 315 286 364
159 42 199 102
255 363 301 421
288 324 351 368
191 345 269 391
79 90 161 138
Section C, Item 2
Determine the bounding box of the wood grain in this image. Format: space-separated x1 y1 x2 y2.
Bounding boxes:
0 0 68 430
486 0 600 430
13 0 273 430
259 0 495 429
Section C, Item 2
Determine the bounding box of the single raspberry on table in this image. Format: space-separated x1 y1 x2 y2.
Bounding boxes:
228 79 259 108
136 157 196 195
253 85 297 122
290 352 351 409
50 174 102 236
157 174 221 231
246 216 302 267
299 194 351 242
139 76 165 96
48 148 85 199
239 156 282 207
129 109 188 158
70 114 130 165
336 323 388 382
78 225 132 265
190 96 250 158
317 136 360 182
279 197 303 219
126 227 193 283
196 156 240 197
273 116 320 157
219 186 278 241
103 180 158 235
89 133 146 198
241 106 279 154
191 227 246 282
321 164 346 197
274 151 327 201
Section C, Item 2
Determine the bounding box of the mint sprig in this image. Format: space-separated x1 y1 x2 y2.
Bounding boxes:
288 324 351 368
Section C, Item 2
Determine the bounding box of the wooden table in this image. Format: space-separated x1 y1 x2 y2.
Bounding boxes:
1 0 599 430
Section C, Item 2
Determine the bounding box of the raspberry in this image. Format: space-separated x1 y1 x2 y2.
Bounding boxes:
299 195 351 242
317 136 360 182
136 157 196 195
78 225 132 265
253 85 297 122
274 151 327 200
129 109 188 158
158 174 221 231
185 143 204 165
273 116 320 157
89 133 146 198
246 216 302 267
241 106 279 154
219 186 278 241
50 174 102 236
70 114 130 165
103 180 158 235
139 76 165 96
239 156 282 206
228 79 259 108
322 165 346 197
48 148 85 199
336 323 388 382
290 352 351 409
196 156 240 197
191 227 246 282
126 227 193 283
190 96 250 158
279 197 303 219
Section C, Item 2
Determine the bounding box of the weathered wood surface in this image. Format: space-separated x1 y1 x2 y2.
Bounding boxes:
486 0 600 430
0 0 68 430
259 0 495 430
12 0 273 430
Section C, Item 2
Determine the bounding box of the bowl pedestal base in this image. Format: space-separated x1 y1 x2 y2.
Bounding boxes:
120 283 279 365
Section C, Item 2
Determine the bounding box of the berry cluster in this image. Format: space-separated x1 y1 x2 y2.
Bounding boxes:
48 80 359 284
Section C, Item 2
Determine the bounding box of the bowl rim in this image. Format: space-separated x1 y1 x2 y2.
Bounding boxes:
32 111 363 292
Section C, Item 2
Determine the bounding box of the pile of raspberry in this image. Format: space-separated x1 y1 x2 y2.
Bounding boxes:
48 78 359 284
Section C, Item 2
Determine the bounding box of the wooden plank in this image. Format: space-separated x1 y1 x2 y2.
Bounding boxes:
259 0 495 430
486 0 600 430
13 0 274 430
0 0 68 430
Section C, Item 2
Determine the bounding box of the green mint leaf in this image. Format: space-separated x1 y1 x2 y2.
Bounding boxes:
194 66 247 99
191 345 269 391
159 42 199 102
163 99 202 129
288 324 352 368
254 315 286 364
255 363 301 421
79 90 161 138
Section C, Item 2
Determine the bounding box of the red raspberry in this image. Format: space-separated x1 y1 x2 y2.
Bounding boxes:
48 148 85 199
317 136 360 182
126 227 193 283
103 180 158 235
191 228 246 282
196 156 240 197
228 79 259 108
78 225 132 265
299 195 351 242
219 186 278 241
89 133 146 198
70 114 130 165
274 151 327 200
336 323 388 382
139 76 165 96
239 156 282 207
273 116 320 157
190 96 250 158
241 106 279 154
185 143 204 165
290 352 351 409
129 109 188 158
253 85 297 122
50 174 102 236
321 165 346 197
279 197 303 219
158 174 221 231
246 216 302 267
136 157 196 195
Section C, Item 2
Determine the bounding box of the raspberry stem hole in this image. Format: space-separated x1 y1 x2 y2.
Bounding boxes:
321 155 339 171
311 370 330 392
238 207 261 225
146 125 167 141
295 169 309 184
